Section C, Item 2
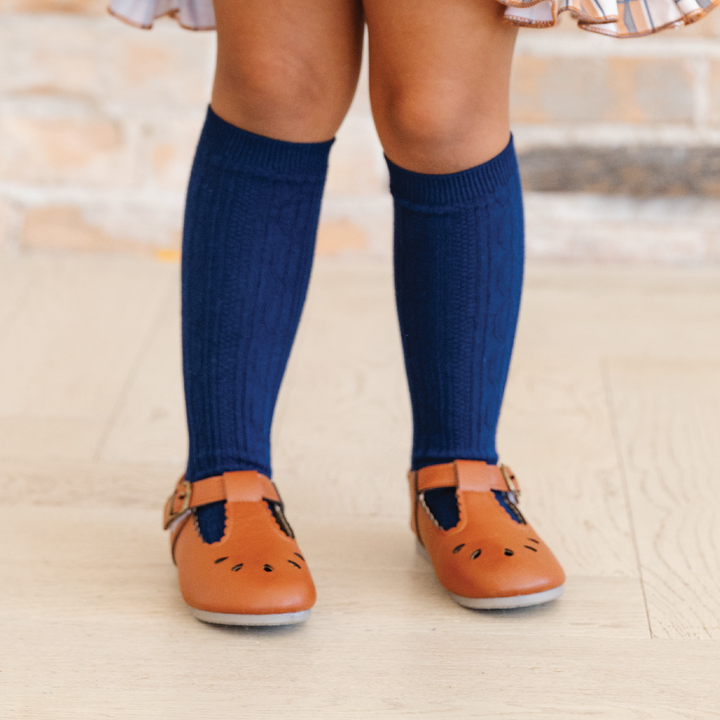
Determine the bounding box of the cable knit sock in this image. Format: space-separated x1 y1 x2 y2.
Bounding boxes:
388 138 524 529
182 107 333 542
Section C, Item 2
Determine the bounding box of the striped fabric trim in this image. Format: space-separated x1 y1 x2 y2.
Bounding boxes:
108 0 717 37
502 0 719 36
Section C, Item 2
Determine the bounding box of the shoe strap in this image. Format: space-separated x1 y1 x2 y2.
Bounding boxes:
412 460 520 495
408 461 520 540
163 471 281 530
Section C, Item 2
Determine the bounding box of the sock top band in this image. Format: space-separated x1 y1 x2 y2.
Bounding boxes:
199 105 335 180
386 135 518 207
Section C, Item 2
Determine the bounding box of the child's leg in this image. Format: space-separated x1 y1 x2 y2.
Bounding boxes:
363 1 565 609
212 0 364 142
366 0 517 174
184 0 364 541
365 0 520 473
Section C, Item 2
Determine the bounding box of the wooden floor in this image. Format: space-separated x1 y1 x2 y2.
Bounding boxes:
1 253 719 718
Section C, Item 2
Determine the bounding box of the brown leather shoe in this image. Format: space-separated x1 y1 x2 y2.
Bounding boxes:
163 471 316 625
409 460 565 609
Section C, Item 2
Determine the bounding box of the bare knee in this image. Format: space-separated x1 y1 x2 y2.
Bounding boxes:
372 83 511 174
213 51 357 143
379 87 478 159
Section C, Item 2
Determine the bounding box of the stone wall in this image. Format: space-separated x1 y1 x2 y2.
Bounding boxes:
1 1 719 261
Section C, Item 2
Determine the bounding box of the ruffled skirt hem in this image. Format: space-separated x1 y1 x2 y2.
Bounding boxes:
502 0 719 38
108 0 216 31
108 0 719 37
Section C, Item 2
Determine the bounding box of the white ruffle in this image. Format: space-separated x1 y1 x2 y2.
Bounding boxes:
502 0 718 37
108 0 718 37
109 0 216 30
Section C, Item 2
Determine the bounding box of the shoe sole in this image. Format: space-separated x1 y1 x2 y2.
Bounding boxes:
189 607 312 626
449 584 564 610
416 540 564 610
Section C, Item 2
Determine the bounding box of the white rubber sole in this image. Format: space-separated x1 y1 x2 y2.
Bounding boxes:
416 540 564 610
189 607 311 626
449 584 565 610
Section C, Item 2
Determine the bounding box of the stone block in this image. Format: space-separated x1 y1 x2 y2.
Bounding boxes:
519 146 720 197
0 0 104 14
319 196 393 259
22 206 140 252
106 25 215 109
316 219 367 257
21 199 182 251
524 192 720 263
1 1 718 266
0 112 134 184
0 199 12 251
0 16 214 111
140 113 205 192
708 61 720 127
511 56 695 124
326 116 387 196
0 18 100 98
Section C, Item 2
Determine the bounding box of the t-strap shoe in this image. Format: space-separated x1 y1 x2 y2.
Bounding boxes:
409 460 565 609
163 470 316 625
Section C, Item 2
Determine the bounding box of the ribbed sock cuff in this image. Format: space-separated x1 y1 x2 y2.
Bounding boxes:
386 135 518 207
198 105 335 180
411 454 499 472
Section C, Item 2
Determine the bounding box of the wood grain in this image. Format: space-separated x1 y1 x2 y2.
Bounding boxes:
0 507 674 720
518 263 720 360
0 253 31 337
271 260 412 519
0 256 173 463
3 256 720 716
606 359 720 639
498 356 635 578
98 288 188 465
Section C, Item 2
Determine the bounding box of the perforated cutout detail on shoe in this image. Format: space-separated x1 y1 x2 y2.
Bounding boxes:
423 487 460 530
453 544 465 554
492 490 526 524
195 500 227 544
504 548 514 556
527 538 539 544
288 560 302 569
470 549 482 559
266 500 295 538
294 552 305 561
263 564 273 572
214 556 228 564
524 545 538 552
231 564 243 571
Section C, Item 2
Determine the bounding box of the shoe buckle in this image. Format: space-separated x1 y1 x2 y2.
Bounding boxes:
499 464 520 500
163 479 192 530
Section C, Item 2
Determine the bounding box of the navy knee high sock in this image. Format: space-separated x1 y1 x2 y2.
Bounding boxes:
388 138 524 526
182 107 332 542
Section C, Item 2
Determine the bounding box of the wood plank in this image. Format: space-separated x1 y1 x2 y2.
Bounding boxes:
519 263 720 360
607 358 720 639
98 260 410 513
0 416 102 461
0 255 32 338
271 260 412 519
0 256 173 462
98 290 187 465
5 258 720 718
0 507 673 720
0 457 183 508
498 356 636 578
